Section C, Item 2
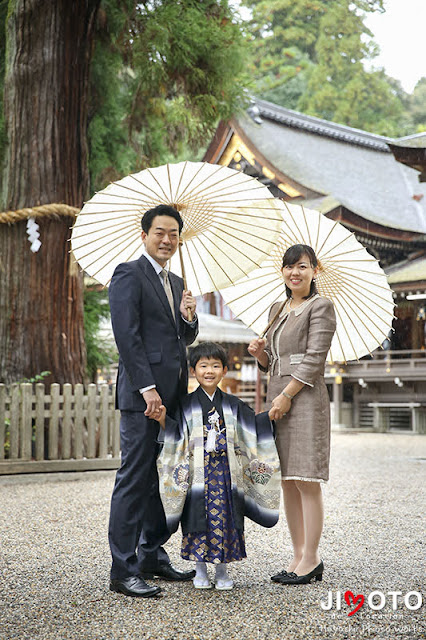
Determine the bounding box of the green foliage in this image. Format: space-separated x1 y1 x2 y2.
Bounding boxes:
245 0 328 62
299 1 404 136
242 0 410 137
89 0 250 191
83 288 116 382
242 0 324 99
408 78 426 131
17 371 51 384
88 38 136 188
261 67 309 111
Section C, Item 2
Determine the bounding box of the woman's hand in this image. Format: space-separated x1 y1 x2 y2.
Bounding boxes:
248 337 266 358
248 338 269 370
248 338 270 371
269 393 292 421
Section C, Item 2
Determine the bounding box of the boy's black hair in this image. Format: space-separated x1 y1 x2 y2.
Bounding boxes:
282 243 319 299
141 204 184 234
189 342 228 369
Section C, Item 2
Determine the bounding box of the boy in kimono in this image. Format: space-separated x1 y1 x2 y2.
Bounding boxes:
157 342 280 590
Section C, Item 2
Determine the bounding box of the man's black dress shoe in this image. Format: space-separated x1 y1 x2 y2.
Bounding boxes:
274 561 324 585
110 576 162 597
140 563 195 582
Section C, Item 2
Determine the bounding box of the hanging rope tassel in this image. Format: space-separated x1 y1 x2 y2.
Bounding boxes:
205 428 217 453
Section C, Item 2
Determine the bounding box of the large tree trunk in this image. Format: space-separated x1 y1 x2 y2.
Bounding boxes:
0 0 100 385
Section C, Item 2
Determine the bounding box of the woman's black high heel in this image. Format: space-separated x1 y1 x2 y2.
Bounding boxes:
274 561 323 585
271 569 289 582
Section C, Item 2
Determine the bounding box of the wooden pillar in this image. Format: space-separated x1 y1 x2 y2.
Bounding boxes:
353 383 360 430
412 304 420 350
332 378 344 428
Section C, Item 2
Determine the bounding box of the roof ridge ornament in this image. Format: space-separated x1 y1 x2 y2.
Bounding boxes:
247 101 263 124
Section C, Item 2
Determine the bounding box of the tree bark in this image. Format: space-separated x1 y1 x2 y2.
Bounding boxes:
0 0 100 384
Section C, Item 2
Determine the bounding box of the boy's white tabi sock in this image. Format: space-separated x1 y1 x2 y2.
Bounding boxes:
214 563 234 590
193 562 211 589
195 562 208 578
215 563 228 579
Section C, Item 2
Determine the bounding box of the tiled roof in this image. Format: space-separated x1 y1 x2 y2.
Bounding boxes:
250 100 391 151
386 254 426 284
236 99 426 234
390 133 426 149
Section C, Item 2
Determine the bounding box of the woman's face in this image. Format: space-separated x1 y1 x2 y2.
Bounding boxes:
281 253 318 297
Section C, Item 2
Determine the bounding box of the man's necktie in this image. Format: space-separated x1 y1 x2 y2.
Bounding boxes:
160 269 176 321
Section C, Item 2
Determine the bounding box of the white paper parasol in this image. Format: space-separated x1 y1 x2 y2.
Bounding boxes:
70 161 282 295
220 203 395 363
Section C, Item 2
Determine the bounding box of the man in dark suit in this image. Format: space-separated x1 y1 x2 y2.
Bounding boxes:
108 204 198 598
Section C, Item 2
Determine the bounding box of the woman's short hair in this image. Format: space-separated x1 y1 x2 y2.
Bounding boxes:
282 244 319 299
141 204 184 234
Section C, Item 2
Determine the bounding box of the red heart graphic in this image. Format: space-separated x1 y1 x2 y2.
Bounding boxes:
344 590 365 616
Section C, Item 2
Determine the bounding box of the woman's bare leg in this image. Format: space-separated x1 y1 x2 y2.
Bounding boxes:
282 480 304 572
292 480 323 576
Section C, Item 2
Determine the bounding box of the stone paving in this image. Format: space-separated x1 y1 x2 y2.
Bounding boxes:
0 432 425 640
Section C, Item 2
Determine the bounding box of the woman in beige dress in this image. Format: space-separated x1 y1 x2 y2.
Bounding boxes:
248 244 336 585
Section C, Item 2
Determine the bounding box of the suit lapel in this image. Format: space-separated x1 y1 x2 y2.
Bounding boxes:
138 255 177 327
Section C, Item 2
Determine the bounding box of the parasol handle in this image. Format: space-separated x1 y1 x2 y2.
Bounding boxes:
259 301 286 339
178 241 192 322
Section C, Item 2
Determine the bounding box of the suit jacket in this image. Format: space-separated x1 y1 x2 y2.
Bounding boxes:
264 295 336 388
109 255 199 412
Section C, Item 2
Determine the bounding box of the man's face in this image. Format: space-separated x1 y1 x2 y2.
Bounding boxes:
142 215 180 266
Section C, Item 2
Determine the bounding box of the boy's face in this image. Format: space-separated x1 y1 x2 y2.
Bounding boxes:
191 357 228 395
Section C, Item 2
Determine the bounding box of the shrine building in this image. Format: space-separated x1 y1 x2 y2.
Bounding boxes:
203 98 426 432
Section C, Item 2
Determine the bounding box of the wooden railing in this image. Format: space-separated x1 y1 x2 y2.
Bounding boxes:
0 383 121 474
325 349 426 381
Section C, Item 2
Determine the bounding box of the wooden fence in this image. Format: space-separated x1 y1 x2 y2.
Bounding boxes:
0 383 121 474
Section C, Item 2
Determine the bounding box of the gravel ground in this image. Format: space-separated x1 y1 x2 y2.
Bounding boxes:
0 432 425 640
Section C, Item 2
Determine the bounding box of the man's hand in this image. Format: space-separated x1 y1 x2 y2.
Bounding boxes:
180 289 196 320
143 388 163 417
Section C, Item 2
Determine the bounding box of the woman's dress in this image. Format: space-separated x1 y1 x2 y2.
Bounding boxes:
263 295 336 482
